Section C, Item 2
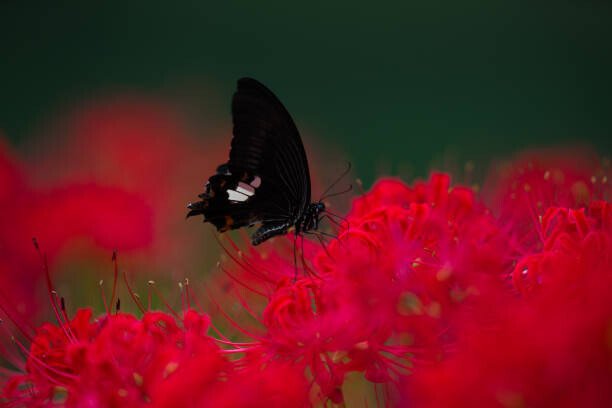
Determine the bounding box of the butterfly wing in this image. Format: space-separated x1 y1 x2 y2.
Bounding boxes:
188 78 311 243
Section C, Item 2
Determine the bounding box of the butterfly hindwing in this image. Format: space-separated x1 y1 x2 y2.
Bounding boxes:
187 165 258 231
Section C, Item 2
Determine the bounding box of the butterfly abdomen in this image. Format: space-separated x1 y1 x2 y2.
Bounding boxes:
251 222 291 246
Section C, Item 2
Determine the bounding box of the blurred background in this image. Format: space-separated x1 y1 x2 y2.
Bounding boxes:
2 2 611 180
0 2 610 317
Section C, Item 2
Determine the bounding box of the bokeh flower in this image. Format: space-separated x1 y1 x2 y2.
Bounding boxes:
29 97 228 273
0 138 153 318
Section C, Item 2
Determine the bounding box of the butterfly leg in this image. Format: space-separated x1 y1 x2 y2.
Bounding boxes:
307 231 334 261
307 226 348 251
318 214 346 235
299 234 320 279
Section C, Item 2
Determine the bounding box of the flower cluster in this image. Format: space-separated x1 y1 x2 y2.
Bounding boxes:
1 266 309 407
1 149 611 406
406 155 612 407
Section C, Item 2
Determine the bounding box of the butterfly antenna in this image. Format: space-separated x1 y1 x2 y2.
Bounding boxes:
321 184 353 200
319 161 352 201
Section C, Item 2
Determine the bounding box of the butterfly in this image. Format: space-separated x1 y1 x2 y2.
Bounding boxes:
187 77 326 246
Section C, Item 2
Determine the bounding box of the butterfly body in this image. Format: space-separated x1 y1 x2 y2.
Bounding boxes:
187 78 323 245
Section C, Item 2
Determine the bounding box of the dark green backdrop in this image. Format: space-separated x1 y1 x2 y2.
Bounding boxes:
2 1 611 184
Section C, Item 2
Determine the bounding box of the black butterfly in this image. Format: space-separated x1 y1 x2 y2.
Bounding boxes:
187 78 325 245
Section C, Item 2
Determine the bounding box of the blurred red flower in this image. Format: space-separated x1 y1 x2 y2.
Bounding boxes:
404 201 612 407
483 148 611 257
30 96 227 272
404 151 612 407
0 139 153 317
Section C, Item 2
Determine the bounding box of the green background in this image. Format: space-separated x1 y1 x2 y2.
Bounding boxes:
1 1 611 185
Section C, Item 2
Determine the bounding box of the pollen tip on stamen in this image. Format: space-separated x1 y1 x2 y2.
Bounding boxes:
99 280 104 286
133 372 144 387
436 266 452 282
163 361 179 379
178 282 183 289
355 178 366 195
53 386 67 394
427 302 442 318
184 278 190 285
148 280 156 285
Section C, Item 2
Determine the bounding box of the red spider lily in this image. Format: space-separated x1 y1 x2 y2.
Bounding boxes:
324 174 510 340
0 249 312 407
483 148 611 257
213 173 512 404
3 307 227 407
512 202 610 294
403 152 612 407
1 148 610 407
0 248 221 407
404 202 612 407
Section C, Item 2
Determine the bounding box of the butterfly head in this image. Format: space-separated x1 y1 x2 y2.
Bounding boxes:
314 201 326 213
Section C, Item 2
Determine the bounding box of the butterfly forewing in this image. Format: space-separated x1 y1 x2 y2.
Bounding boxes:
230 78 311 207
187 78 312 244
